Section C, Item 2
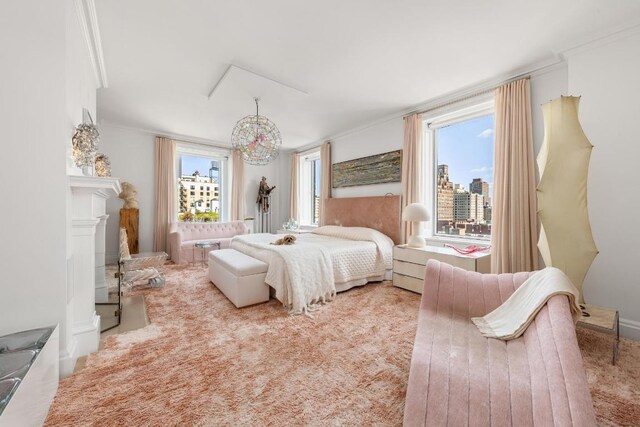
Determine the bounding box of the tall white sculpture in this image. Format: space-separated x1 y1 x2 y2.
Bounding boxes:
537 96 598 302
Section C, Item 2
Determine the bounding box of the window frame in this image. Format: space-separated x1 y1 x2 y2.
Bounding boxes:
298 148 321 227
175 143 230 222
423 99 494 244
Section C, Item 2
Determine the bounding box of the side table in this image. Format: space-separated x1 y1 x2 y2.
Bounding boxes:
193 241 221 267
577 303 620 365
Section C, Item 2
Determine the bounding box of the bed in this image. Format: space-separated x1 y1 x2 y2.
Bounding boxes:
230 195 401 313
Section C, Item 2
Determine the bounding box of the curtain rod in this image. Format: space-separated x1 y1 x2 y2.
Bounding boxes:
403 76 531 119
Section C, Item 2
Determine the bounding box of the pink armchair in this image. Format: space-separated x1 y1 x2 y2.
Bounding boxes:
404 260 596 426
169 221 248 264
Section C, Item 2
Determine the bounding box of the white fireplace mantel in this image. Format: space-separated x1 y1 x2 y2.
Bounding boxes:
68 175 121 358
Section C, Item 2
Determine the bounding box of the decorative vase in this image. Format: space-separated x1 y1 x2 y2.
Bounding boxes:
82 164 94 176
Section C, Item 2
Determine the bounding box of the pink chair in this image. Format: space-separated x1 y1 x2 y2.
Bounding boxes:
404 260 596 426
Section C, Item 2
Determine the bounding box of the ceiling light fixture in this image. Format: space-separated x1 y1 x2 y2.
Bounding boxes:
231 97 281 166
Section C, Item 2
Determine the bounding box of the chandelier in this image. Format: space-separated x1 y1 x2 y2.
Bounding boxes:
231 98 281 165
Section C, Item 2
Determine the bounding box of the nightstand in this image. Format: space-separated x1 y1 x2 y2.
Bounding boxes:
392 244 491 294
276 229 314 235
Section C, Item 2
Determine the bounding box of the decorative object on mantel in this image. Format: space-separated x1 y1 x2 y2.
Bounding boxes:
71 117 100 176
444 244 491 255
537 96 598 303
332 150 402 188
402 203 429 248
118 182 139 209
94 153 111 177
231 97 281 165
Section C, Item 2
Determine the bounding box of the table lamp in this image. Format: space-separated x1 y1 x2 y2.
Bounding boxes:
403 203 430 248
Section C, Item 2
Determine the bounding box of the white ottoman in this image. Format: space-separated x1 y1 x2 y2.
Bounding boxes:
208 249 269 308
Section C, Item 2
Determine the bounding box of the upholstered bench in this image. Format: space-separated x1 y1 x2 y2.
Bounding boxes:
208 249 269 308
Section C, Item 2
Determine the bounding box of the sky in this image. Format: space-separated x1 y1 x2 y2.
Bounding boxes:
181 156 219 181
437 114 494 197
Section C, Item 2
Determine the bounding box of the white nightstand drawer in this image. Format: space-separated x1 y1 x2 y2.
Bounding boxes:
393 273 423 294
393 260 425 280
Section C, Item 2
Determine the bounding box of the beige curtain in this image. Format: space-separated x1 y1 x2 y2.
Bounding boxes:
230 149 245 221
491 78 539 273
289 152 300 222
318 142 332 225
401 113 423 243
153 137 176 253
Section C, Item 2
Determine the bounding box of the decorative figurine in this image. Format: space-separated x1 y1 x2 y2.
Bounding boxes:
256 176 276 213
119 181 139 209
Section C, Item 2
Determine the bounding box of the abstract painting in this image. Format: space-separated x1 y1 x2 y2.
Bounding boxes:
332 150 402 188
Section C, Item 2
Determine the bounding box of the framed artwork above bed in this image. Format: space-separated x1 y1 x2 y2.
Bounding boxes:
332 150 402 188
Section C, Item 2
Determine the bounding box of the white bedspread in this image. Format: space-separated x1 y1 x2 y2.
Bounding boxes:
231 226 394 314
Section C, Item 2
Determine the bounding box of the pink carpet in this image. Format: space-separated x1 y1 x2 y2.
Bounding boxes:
44 264 639 426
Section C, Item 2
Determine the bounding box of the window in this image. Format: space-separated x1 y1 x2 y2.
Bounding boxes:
427 101 494 240
298 149 321 226
176 145 229 222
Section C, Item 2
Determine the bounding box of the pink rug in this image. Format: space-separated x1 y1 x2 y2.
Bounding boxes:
44 264 640 426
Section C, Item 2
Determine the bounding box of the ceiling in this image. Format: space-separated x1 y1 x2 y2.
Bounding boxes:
95 0 640 148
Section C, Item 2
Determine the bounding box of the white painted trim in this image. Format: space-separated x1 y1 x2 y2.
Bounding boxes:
300 56 565 150
72 311 100 357
58 336 78 378
100 121 232 149
620 317 640 341
74 0 108 88
208 64 309 99
555 21 640 59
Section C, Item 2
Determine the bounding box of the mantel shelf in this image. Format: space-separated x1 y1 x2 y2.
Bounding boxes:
68 175 122 197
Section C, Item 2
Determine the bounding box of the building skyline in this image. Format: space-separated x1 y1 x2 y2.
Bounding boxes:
437 164 491 238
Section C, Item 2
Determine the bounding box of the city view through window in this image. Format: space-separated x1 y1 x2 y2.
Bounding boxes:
435 113 494 239
178 155 221 222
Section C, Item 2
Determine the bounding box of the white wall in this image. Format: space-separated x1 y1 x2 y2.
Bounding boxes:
101 125 156 262
330 118 405 198
0 0 98 374
567 32 640 339
99 125 291 260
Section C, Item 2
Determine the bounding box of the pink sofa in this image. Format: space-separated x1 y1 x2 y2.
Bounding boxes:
404 260 596 426
169 221 249 264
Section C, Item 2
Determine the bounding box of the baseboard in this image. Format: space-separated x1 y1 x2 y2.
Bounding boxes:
59 336 78 378
620 317 640 341
72 312 101 358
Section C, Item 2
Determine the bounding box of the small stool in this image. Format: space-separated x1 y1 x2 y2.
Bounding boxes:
577 303 620 365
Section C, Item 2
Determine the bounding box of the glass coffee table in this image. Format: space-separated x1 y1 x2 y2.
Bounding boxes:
193 241 221 267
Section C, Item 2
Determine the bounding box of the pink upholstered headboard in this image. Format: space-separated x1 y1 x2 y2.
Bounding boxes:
323 195 402 245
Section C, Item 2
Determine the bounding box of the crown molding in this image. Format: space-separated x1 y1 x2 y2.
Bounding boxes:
100 121 232 149
300 55 566 150
555 20 640 59
74 0 108 88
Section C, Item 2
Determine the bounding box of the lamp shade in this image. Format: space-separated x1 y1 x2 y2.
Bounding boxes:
402 203 430 222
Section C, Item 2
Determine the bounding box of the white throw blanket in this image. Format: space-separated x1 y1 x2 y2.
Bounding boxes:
232 234 336 315
471 267 581 340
